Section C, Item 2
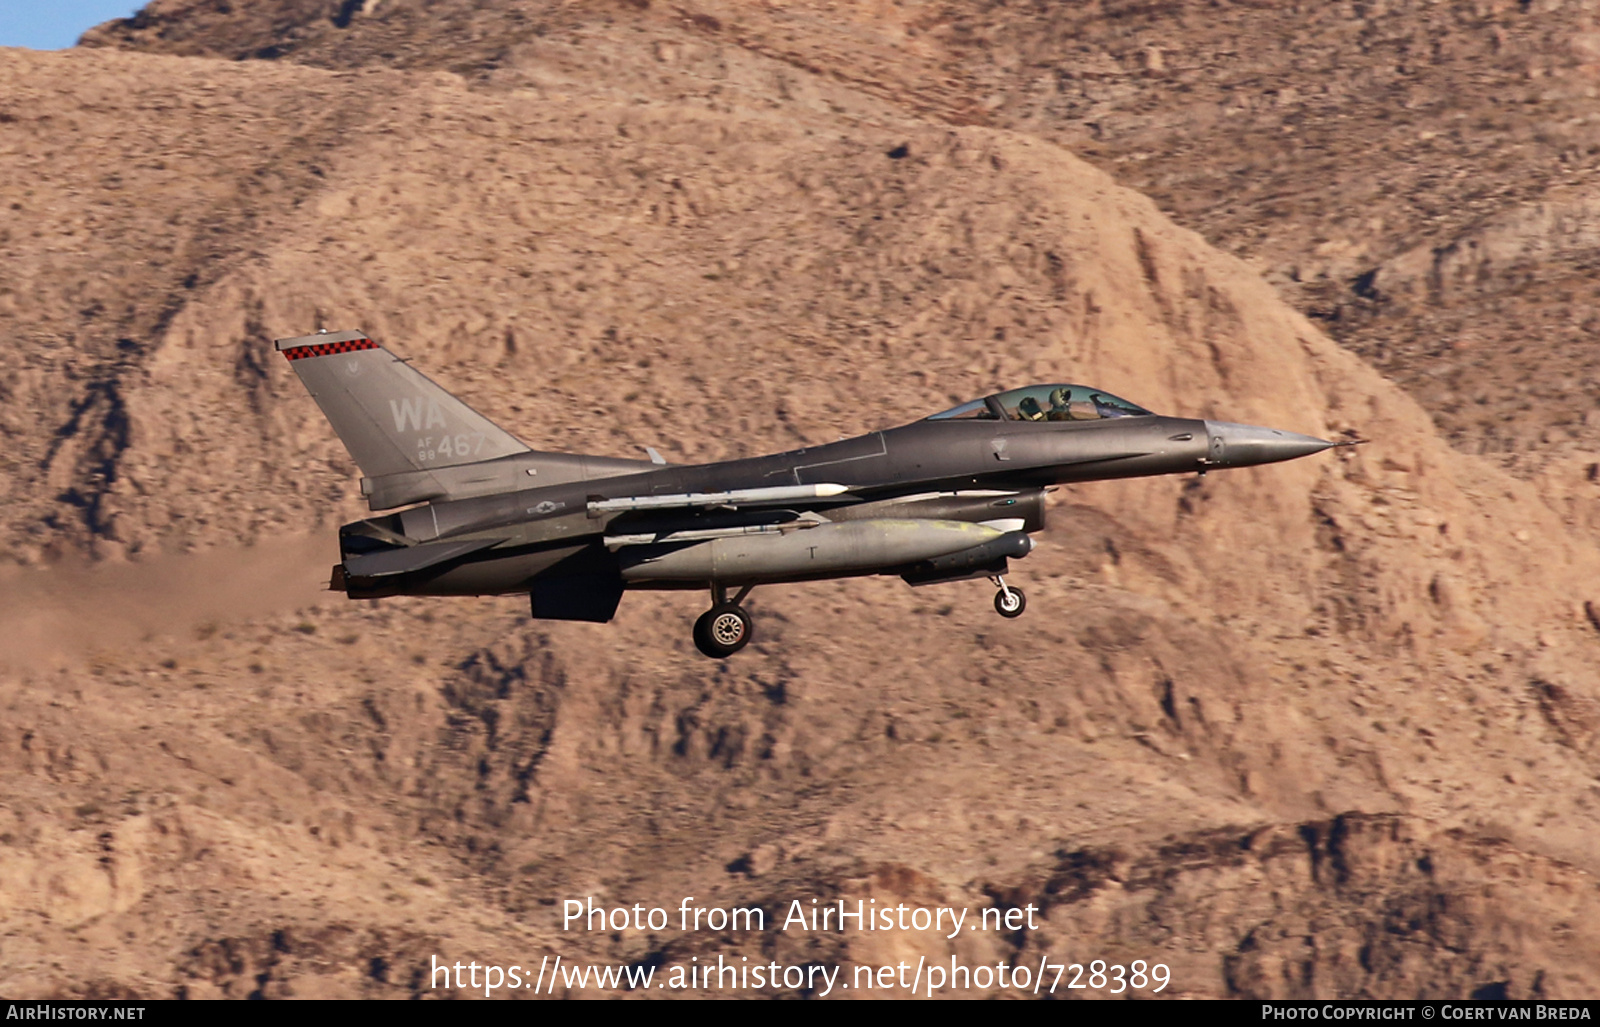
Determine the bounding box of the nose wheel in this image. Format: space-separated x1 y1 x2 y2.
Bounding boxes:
992 576 1026 618
694 584 756 659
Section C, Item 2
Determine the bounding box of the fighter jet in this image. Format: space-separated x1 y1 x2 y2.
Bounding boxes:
278 330 1342 658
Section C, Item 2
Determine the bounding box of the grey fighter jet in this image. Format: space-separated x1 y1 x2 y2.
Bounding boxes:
279 330 1342 658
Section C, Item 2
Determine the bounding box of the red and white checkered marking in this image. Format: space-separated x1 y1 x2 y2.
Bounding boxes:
282 337 379 361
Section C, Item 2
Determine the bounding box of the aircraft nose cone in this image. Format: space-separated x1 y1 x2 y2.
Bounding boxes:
1203 420 1334 468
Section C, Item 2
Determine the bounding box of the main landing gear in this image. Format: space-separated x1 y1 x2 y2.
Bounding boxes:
992 575 1026 618
694 583 755 659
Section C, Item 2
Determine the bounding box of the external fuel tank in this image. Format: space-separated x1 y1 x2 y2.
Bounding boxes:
617 518 1012 585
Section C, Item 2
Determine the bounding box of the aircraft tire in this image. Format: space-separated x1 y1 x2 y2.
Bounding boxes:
994 586 1027 618
694 605 754 658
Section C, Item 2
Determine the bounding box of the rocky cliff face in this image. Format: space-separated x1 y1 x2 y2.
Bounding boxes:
1 0 1597 999
79 1 1600 480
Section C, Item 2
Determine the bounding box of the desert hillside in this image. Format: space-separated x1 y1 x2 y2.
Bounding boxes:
1 0 1597 999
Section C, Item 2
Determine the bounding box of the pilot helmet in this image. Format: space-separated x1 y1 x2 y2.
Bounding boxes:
1049 387 1070 409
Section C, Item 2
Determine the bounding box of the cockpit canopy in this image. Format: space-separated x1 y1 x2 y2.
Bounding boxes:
926 384 1154 423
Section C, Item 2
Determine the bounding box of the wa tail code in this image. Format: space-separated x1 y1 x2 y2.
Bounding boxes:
389 396 448 432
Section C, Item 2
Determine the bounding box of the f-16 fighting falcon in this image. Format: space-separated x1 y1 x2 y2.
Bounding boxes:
278 329 1346 658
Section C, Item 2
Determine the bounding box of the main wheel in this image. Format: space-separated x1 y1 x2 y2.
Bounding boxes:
693 605 754 658
994 586 1026 618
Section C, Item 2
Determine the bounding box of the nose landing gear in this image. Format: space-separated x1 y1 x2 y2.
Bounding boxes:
992 575 1026 618
694 583 756 659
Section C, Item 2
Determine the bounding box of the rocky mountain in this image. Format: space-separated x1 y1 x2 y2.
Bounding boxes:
1 0 1597 999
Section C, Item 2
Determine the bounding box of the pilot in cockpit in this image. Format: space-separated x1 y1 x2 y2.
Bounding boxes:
1017 396 1047 421
1047 388 1072 421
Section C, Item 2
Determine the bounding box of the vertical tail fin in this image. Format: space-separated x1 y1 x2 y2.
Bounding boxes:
276 329 529 479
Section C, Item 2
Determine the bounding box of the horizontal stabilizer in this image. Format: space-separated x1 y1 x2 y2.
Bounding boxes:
344 537 504 580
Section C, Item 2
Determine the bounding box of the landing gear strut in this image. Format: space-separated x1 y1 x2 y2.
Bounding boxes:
992 575 1026 618
694 583 755 659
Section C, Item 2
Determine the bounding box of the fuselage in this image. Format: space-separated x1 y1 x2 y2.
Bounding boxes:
338 411 1294 599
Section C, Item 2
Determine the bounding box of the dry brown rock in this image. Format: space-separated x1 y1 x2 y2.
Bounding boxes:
1 1 1598 1000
